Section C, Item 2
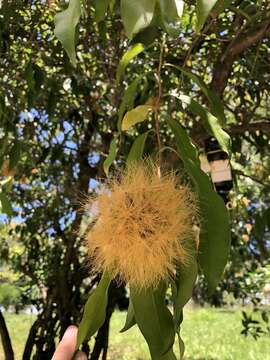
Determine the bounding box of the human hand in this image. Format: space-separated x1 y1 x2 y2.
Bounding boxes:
52 326 87 360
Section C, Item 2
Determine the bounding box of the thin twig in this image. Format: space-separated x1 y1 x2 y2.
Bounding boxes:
154 36 166 175
234 169 269 188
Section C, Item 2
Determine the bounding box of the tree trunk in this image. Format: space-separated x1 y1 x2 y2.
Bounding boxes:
0 310 14 360
22 318 40 360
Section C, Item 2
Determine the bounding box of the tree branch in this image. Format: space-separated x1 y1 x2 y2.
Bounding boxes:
229 121 270 135
0 310 14 360
211 19 270 96
191 121 270 146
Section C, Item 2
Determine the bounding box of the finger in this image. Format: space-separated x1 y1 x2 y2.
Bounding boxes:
74 351 87 360
52 326 78 360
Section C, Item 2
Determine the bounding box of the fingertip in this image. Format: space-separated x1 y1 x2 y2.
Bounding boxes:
62 325 78 340
52 326 78 360
74 351 87 360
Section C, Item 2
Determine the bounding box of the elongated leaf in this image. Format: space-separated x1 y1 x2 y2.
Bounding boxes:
120 299 136 332
176 330 185 360
173 247 198 328
167 118 230 293
54 0 81 67
122 105 152 131
9 141 21 169
196 0 218 32
103 138 118 177
127 130 152 164
118 77 141 131
178 94 231 154
158 0 183 36
213 0 233 14
174 0 184 16
0 177 13 187
166 64 226 125
130 282 176 359
116 43 145 83
76 273 111 349
121 0 156 38
0 192 13 216
133 25 159 46
94 0 110 22
263 208 270 230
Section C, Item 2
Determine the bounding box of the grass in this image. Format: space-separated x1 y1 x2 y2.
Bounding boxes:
1 308 269 360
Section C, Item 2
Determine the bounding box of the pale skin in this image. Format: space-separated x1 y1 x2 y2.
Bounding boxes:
52 326 87 360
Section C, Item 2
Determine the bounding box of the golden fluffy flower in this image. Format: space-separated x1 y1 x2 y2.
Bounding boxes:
86 163 197 288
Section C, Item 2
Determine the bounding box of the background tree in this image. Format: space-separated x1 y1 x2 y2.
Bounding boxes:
0 0 269 359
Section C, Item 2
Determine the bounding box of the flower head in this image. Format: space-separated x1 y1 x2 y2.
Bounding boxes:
85 162 197 288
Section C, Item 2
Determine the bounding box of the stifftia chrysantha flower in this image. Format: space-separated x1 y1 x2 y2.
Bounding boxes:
86 162 197 288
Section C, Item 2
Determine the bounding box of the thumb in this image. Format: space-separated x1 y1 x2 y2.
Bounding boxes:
52 326 78 360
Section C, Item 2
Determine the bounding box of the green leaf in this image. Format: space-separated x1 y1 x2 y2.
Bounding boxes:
166 64 226 125
116 43 145 84
103 138 118 177
130 282 176 359
9 141 21 169
196 0 217 32
0 177 13 187
133 26 159 46
94 0 111 22
173 0 184 16
263 208 270 230
76 273 111 349
121 0 156 38
127 130 152 164
158 0 183 36
178 94 231 154
176 330 185 360
173 246 198 328
122 105 152 131
167 118 231 293
120 299 136 332
0 192 13 216
118 77 141 131
254 213 265 239
54 0 81 67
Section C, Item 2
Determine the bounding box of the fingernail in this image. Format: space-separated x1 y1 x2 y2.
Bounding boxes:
74 351 87 360
63 325 77 340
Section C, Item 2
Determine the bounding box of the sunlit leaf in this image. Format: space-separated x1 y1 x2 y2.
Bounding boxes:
116 43 145 84
167 118 230 293
174 0 184 16
103 138 118 177
121 0 156 38
76 273 111 349
122 105 152 131
54 0 81 67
